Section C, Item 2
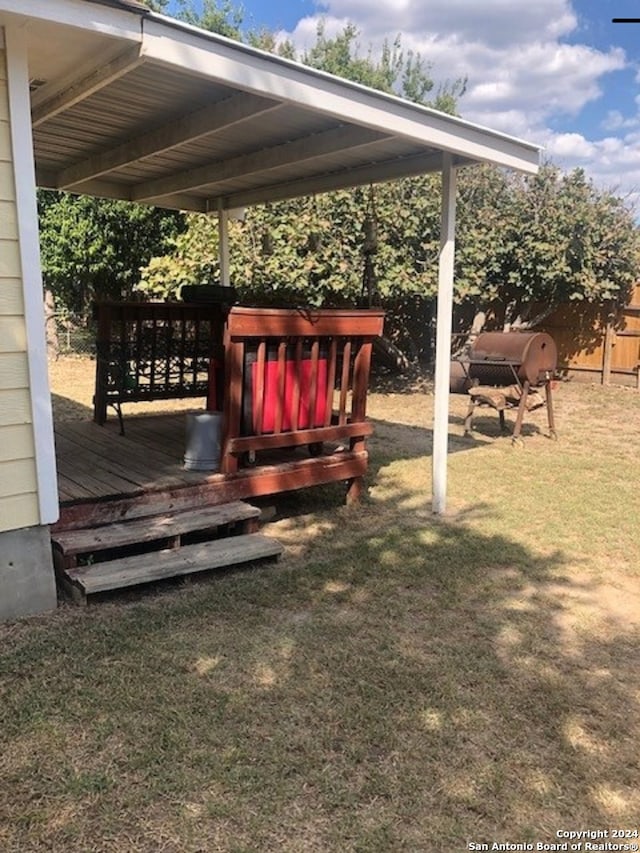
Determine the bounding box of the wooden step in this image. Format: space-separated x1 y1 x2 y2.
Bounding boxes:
65 533 283 598
52 501 260 566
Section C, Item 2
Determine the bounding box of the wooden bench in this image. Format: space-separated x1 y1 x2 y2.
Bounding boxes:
93 300 227 433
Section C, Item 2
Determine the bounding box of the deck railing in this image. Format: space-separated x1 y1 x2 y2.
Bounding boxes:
93 301 226 428
93 302 384 500
220 307 385 476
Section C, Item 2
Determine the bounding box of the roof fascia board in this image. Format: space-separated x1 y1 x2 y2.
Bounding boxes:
0 0 143 41
141 19 540 175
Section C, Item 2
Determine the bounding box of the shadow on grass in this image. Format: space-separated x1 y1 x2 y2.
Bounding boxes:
50 391 93 422
0 483 637 851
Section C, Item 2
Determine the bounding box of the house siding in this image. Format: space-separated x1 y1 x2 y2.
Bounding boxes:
0 45 39 532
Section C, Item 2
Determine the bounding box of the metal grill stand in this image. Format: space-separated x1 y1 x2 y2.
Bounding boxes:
458 332 558 445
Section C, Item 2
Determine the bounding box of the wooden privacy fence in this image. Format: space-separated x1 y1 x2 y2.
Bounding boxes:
540 284 640 387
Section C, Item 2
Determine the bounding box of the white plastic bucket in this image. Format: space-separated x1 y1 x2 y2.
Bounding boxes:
184 411 222 471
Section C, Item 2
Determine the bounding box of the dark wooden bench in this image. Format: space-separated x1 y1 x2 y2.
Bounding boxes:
93 301 227 433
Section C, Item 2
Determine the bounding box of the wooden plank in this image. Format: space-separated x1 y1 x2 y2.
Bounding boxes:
338 340 351 426
110 417 187 455
228 306 385 339
602 313 615 385
55 456 143 500
57 421 191 482
54 433 159 496
351 340 373 453
56 437 155 496
55 450 369 530
255 340 265 435
221 338 244 475
309 339 319 427
52 501 260 555
274 340 286 434
67 533 283 595
228 422 373 454
56 473 95 502
290 339 302 432
324 338 337 427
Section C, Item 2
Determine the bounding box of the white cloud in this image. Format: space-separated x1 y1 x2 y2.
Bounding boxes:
543 129 640 210
545 132 596 159
315 0 577 47
282 0 637 204
602 110 627 131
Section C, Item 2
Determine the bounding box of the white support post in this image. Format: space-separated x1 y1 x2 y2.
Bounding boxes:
217 208 230 287
432 153 456 514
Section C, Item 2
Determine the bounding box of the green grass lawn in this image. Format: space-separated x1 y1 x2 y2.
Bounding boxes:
2 371 639 852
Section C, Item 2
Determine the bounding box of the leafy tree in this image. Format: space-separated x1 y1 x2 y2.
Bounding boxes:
303 21 465 111
452 164 640 333
169 0 243 38
120 2 640 360
139 0 169 11
38 192 185 315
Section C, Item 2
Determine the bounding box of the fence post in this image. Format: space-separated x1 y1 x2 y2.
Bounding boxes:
602 304 615 386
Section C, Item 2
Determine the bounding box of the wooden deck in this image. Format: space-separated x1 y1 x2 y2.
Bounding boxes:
55 414 210 504
54 412 368 531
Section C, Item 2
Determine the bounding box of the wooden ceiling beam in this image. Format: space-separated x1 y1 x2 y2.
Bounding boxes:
214 150 472 208
31 45 144 127
56 92 283 188
131 124 392 202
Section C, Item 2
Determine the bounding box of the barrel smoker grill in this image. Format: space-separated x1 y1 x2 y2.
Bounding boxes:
461 331 558 444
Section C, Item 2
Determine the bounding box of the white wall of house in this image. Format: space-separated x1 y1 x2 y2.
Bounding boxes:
0 26 58 621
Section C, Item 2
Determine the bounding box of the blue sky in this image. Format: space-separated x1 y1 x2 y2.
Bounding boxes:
167 1 640 206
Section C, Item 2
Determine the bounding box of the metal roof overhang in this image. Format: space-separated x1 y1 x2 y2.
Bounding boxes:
0 0 540 213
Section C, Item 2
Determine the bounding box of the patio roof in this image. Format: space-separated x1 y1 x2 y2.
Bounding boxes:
0 0 542 517
2 0 540 212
